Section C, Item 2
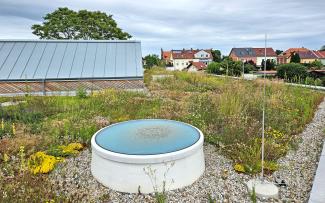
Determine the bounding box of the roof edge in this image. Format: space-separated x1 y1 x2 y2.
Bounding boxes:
0 39 141 43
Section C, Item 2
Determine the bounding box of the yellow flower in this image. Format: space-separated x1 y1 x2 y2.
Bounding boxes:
234 163 245 173
12 123 16 135
28 151 64 174
58 143 84 155
3 153 9 162
1 119 4 130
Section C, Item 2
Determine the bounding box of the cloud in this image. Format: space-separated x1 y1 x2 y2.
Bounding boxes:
0 0 324 55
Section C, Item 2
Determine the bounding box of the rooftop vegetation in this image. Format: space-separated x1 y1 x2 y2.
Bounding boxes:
0 68 323 201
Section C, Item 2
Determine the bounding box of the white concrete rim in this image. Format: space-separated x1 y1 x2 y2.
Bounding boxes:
91 119 204 164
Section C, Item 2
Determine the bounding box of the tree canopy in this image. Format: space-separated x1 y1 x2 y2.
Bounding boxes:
211 50 222 62
275 50 283 55
290 53 301 63
261 59 276 70
320 45 325 51
207 59 243 76
143 54 160 69
32 7 131 40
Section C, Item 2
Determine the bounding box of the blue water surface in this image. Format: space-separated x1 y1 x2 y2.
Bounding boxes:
95 119 200 155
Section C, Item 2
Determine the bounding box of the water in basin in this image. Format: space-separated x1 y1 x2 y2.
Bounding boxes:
95 119 200 155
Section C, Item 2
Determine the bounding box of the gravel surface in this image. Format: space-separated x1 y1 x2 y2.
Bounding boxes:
273 98 325 202
50 98 325 202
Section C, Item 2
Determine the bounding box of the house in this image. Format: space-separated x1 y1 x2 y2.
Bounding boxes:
161 48 213 71
277 47 310 64
161 50 173 66
229 48 277 67
185 62 207 72
0 40 144 95
312 50 325 65
299 51 318 64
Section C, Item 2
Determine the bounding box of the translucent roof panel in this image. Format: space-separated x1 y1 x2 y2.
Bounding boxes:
0 40 143 81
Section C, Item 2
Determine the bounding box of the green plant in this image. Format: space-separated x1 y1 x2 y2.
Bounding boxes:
290 53 301 63
250 186 257 203
32 7 131 40
305 76 316 85
155 190 167 203
276 63 308 82
76 87 88 99
208 194 216 203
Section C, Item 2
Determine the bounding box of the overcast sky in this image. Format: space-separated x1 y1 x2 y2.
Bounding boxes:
0 0 324 56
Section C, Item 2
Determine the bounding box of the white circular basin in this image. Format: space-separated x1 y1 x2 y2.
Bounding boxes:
91 119 205 194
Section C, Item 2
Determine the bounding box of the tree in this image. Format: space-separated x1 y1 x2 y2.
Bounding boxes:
276 63 308 82
311 60 323 69
143 54 160 69
290 53 301 63
211 50 222 62
261 59 276 70
207 59 242 76
320 45 325 51
207 62 224 75
275 50 283 55
244 63 255 73
32 7 131 40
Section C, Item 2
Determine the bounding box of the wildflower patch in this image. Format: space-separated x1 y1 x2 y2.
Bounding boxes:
28 151 63 174
28 142 84 174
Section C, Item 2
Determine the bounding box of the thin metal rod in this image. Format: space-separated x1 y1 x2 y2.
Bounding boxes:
261 34 267 180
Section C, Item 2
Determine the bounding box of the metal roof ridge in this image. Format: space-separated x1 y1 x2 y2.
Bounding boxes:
0 39 141 43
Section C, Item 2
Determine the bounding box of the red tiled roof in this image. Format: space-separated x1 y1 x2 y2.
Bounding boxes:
189 62 207 70
252 48 277 57
283 48 309 56
172 50 195 59
298 50 318 59
162 51 172 60
167 49 213 59
230 48 276 57
313 50 325 58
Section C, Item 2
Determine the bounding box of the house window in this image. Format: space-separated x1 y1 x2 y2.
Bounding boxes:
182 63 184 66
176 63 179 66
201 54 204 57
186 62 188 65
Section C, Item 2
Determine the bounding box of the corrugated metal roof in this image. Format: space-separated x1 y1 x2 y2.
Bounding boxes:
0 40 143 81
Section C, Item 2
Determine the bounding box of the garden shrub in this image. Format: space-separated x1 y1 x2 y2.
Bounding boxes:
276 63 308 82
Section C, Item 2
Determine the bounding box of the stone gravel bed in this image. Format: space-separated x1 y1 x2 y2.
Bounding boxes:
273 98 325 202
50 98 325 202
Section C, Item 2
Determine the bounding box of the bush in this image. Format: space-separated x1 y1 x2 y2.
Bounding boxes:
206 62 224 75
276 63 308 82
303 60 323 70
305 77 315 85
315 78 323 86
244 63 255 73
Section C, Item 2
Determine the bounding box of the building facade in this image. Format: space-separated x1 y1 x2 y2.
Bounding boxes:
229 48 277 67
161 49 213 71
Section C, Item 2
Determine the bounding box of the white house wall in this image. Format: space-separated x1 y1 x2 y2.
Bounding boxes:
256 57 277 66
188 66 198 72
173 59 199 70
194 50 210 59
